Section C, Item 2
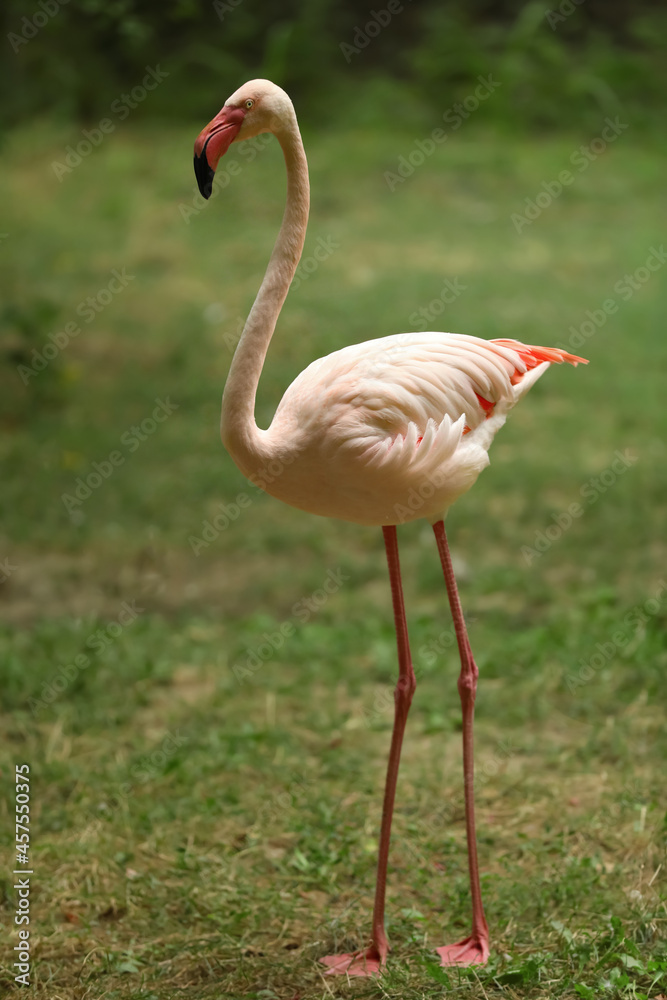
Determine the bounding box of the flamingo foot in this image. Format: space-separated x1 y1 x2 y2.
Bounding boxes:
436 934 489 967
320 945 385 977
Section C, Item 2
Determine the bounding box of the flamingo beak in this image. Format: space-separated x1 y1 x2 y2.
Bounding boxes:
194 105 246 199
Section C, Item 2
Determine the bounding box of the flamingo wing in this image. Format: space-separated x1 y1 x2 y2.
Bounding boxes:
278 332 584 446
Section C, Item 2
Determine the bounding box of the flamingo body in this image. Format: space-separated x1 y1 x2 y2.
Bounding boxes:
243 332 583 526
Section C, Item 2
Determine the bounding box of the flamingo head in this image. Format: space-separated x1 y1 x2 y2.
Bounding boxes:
194 79 294 199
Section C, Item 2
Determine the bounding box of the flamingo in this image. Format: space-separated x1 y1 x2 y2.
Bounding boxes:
193 79 587 977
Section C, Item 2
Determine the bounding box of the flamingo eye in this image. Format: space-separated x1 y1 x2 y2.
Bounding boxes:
245 99 254 109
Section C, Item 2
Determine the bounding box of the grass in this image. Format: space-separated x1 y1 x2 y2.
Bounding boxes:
0 113 666 999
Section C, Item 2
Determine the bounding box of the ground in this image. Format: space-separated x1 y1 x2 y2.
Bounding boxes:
0 118 665 998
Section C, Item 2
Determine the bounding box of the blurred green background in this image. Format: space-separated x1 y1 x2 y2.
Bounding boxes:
1 3 666 999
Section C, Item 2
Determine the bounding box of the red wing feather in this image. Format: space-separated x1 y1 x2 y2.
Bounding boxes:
490 339 588 385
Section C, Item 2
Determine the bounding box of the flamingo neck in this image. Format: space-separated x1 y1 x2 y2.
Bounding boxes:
220 119 310 478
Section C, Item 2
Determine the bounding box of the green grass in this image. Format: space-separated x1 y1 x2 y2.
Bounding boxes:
0 116 666 998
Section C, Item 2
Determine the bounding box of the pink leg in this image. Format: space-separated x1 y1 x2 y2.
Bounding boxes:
321 525 416 977
432 519 489 967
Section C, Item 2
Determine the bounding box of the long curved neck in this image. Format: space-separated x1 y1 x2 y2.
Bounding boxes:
220 119 309 476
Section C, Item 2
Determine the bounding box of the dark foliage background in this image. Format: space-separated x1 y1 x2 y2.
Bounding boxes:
2 0 667 131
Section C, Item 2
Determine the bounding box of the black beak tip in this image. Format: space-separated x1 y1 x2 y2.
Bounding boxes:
194 152 215 200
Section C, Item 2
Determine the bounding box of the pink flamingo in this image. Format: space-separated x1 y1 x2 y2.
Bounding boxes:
194 80 587 977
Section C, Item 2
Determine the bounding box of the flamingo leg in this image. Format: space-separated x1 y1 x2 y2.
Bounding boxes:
321 524 416 977
432 519 489 966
